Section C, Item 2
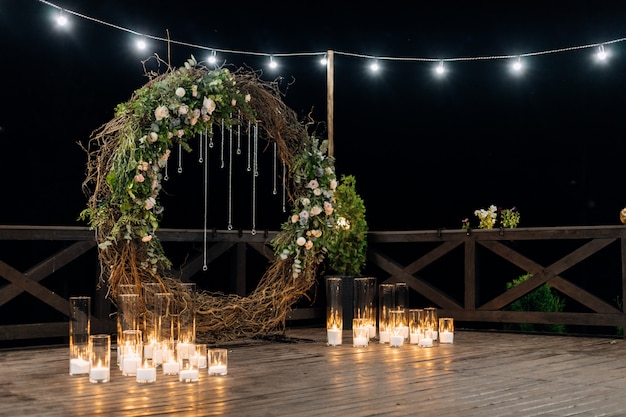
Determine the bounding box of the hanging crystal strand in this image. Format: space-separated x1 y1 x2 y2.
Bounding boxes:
177 143 183 174
220 118 225 169
198 131 203 163
208 126 214 148
282 161 287 212
251 122 258 235
227 114 234 231
202 130 209 272
272 142 277 195
253 123 259 178
246 120 251 172
236 110 242 155
164 159 169 181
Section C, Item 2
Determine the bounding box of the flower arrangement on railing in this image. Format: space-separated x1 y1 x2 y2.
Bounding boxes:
462 205 520 229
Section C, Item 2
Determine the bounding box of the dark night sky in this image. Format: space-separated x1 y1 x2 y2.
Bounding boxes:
2 1 626 231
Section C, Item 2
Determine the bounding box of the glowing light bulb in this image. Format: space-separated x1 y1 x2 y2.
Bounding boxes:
269 55 277 69
136 38 147 50
596 45 608 62
510 57 523 74
434 61 446 76
56 13 68 26
370 59 379 72
320 54 328 65
208 51 217 65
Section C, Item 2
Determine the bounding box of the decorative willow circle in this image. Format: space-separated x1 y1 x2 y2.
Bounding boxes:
80 57 339 342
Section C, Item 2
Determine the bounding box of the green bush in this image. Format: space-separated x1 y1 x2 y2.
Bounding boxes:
504 273 566 333
326 175 368 276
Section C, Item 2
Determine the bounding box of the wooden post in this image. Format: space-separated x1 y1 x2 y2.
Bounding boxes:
327 49 334 158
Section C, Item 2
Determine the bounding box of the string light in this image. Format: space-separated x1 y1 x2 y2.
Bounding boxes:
320 53 328 66
135 37 147 51
595 44 608 62
208 50 217 65
434 60 446 77
37 0 626 74
268 55 278 69
510 56 523 74
55 10 67 27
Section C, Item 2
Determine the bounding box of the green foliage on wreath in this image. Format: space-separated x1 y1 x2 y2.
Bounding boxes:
271 136 338 280
79 56 254 272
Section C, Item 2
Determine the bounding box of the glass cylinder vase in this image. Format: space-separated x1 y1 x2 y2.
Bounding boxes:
155 292 175 345
69 296 91 376
354 277 377 339
378 283 395 343
325 277 343 346
89 334 111 383
176 282 197 345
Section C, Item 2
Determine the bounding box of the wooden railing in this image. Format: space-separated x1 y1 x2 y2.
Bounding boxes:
1 225 625 343
368 226 626 333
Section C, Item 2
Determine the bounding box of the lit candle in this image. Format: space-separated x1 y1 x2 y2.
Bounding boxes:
418 337 433 348
143 342 154 359
439 331 454 344
162 360 179 375
191 353 207 369
327 329 342 346
69 357 90 375
401 326 409 339
390 334 404 347
136 365 157 383
368 325 377 339
179 368 199 382
353 336 368 347
177 342 193 359
379 331 390 344
152 348 163 366
208 364 227 376
409 333 420 344
89 366 110 383
122 355 141 376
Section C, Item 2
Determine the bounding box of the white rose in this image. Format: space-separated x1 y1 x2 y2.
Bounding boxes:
154 105 169 121
203 97 216 114
175 87 185 97
296 237 306 246
149 132 158 143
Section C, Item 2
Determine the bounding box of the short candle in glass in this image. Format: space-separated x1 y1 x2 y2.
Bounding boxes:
136 360 157 384
162 344 179 375
179 358 199 383
208 348 228 376
89 334 111 383
192 343 207 369
439 317 454 344
352 319 369 348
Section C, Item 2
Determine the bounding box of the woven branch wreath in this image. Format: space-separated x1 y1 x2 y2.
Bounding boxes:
80 56 339 342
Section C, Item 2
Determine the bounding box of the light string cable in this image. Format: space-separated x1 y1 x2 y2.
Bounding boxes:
37 0 626 66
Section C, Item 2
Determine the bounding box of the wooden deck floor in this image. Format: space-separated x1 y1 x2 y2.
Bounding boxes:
1 327 626 416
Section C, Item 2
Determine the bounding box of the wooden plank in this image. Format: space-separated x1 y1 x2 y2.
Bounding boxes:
0 260 69 315
0 240 96 306
372 251 462 310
